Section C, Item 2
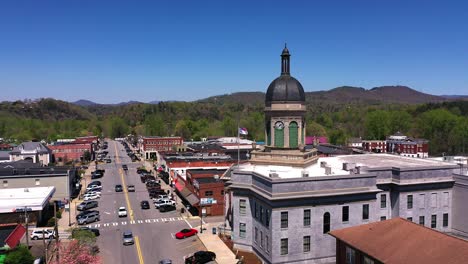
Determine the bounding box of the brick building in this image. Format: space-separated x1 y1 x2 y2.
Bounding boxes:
386 132 429 158
362 140 387 153
49 143 93 163
139 136 184 160
183 169 226 216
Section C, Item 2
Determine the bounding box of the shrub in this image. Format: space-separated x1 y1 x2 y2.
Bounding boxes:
56 210 62 219
4 244 34 264
46 217 56 227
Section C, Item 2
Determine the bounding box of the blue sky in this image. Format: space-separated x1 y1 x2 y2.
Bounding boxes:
0 0 467 103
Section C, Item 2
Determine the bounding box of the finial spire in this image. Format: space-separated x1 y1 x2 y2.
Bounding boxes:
281 45 290 75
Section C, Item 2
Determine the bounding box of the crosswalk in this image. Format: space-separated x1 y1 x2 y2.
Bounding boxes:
86 216 184 229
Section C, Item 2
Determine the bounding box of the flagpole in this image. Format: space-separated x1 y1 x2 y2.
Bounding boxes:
237 115 240 167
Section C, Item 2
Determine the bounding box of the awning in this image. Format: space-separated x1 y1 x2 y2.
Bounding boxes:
174 181 200 206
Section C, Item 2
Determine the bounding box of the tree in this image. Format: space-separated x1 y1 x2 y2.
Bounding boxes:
48 240 101 264
71 229 97 245
83 150 91 162
365 110 391 140
4 244 34 264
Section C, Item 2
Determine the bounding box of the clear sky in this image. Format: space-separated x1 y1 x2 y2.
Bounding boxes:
0 0 467 103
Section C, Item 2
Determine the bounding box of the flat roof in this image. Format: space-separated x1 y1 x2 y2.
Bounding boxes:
0 186 55 213
329 218 468 264
238 153 456 179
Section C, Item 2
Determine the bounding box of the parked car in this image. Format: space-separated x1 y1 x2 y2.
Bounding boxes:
122 231 134 245
118 207 127 217
159 204 176 213
122 164 128 171
115 184 123 192
88 181 101 187
77 211 100 225
140 200 150 209
76 210 99 221
84 190 101 196
155 199 175 209
127 185 135 192
184 251 216 264
83 193 100 201
77 201 98 211
159 260 173 264
175 228 198 239
156 194 169 200
137 168 149 174
73 227 100 237
148 189 167 199
30 229 55 240
91 172 103 179
86 185 102 191
105 159 111 163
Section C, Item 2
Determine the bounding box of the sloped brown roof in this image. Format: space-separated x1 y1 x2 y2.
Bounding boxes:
329 218 468 264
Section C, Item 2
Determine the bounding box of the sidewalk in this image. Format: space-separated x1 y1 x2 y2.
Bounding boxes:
57 163 95 232
195 221 238 264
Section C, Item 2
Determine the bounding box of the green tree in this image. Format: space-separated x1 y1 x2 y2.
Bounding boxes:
365 110 391 140
71 229 97 245
5 244 34 264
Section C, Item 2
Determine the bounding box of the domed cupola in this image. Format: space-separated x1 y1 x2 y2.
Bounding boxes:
265 45 306 107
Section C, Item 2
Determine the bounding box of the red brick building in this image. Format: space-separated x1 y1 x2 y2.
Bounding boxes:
386 132 429 158
49 143 93 162
140 136 184 160
362 140 387 153
175 169 226 217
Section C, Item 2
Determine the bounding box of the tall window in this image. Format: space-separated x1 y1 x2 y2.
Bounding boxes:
239 199 246 215
443 192 449 207
280 238 288 255
346 246 355 264
304 209 311 226
260 231 263 248
239 223 246 238
281 212 288 228
260 207 264 223
363 256 375 264
323 212 331 234
362 204 369 220
431 215 437 228
266 209 270 228
266 235 269 253
419 216 425 226
380 194 387 208
430 193 437 207
289 122 299 148
35 179 40 186
342 206 349 222
407 195 413 209
303 236 311 252
407 217 413 222
254 227 258 243
380 216 386 221
254 201 258 219
419 194 425 209
443 213 449 227
2 180 7 187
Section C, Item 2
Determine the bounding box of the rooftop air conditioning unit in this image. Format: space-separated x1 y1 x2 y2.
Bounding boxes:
325 166 332 175
302 171 309 177
342 163 356 171
320 161 327 168
269 173 279 178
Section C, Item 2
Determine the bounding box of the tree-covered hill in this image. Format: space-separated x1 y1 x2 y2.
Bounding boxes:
0 86 466 155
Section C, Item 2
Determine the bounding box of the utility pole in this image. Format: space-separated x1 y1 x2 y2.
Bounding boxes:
54 201 59 263
25 208 29 248
200 204 203 233
42 231 47 263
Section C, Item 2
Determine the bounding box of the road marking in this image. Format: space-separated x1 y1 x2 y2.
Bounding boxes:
137 220 143 224
104 212 111 215
144 219 151 223
103 223 110 227
130 220 136 224
135 236 145 264
112 222 118 226
121 221 127 225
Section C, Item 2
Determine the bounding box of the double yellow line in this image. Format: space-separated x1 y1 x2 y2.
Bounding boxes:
113 142 145 264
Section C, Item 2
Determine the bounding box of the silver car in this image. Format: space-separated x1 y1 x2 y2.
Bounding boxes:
122 231 134 245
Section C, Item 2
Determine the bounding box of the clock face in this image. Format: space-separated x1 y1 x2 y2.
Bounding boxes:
274 121 284 130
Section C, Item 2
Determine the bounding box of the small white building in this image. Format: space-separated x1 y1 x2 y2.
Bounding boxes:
9 142 52 166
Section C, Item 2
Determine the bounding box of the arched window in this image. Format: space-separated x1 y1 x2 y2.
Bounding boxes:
266 121 271 146
275 128 284 147
289 122 298 148
323 212 331 234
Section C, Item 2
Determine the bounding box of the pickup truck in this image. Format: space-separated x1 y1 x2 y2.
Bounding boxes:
154 199 175 209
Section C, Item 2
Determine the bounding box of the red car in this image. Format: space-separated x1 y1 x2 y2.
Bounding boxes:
175 228 198 239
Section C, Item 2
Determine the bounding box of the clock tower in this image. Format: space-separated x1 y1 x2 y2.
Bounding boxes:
250 45 318 167
264 45 306 149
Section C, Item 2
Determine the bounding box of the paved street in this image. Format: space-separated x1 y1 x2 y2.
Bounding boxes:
94 140 209 264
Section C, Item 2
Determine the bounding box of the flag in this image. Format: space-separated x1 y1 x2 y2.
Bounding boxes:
239 127 248 135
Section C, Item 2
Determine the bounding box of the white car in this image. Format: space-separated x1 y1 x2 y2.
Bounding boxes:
85 190 101 196
118 207 128 217
86 185 102 191
154 199 175 209
83 193 100 201
30 229 55 240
